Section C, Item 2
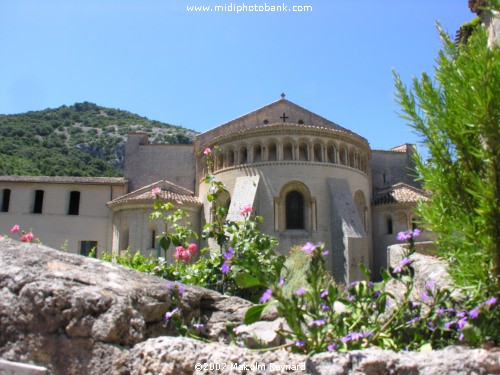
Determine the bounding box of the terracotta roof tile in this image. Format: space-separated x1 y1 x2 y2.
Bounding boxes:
373 183 428 206
0 175 127 185
107 180 202 208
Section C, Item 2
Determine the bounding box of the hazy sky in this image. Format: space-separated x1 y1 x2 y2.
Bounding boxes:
0 0 473 150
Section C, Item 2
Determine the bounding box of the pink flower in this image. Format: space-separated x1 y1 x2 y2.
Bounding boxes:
151 187 161 197
239 204 253 216
204 147 211 155
187 243 197 255
174 246 192 262
10 224 20 233
20 232 34 243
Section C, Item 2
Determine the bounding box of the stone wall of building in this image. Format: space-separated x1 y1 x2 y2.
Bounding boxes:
370 145 419 193
124 132 196 192
0 178 126 255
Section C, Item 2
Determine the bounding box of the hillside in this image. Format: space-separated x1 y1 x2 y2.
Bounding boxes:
0 102 197 177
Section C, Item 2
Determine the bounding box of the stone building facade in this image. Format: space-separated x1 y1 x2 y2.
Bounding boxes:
0 97 429 283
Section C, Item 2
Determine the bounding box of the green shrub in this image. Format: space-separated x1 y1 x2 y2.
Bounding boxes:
394 26 499 301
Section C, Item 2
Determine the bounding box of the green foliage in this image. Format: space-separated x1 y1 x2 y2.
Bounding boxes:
247 233 498 354
147 167 285 303
394 27 499 301
0 102 196 177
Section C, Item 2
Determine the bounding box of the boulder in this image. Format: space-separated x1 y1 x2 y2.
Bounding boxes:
1 238 498 375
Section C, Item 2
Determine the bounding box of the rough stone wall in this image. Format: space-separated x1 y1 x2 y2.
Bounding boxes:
124 133 196 192
370 145 420 193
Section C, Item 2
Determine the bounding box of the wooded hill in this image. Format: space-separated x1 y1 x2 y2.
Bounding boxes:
0 102 197 177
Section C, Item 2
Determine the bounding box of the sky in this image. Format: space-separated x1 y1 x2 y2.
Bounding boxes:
0 0 473 151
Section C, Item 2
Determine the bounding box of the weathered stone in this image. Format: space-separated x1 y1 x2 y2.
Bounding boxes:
0 238 263 374
234 318 287 348
1 238 498 375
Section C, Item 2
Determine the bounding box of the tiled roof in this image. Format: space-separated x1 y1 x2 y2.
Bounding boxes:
0 175 127 185
107 180 202 208
373 183 428 206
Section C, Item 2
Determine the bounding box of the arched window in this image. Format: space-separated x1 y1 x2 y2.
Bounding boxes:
267 142 277 161
314 143 323 162
227 150 235 167
253 144 262 163
283 141 294 161
386 217 393 235
298 142 308 161
239 147 248 165
286 191 304 229
327 144 336 163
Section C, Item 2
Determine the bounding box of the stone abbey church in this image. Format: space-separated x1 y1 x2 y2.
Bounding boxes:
0 97 429 283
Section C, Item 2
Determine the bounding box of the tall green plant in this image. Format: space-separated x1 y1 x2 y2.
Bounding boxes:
394 26 499 299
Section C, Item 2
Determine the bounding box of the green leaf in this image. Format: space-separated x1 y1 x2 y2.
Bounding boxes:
159 236 171 251
234 273 262 288
418 343 433 352
244 302 273 324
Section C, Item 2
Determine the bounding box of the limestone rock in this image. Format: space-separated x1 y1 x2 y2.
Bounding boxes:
1 238 498 375
0 238 261 374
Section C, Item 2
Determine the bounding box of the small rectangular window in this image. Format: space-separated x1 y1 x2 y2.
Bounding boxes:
151 230 156 249
80 241 98 257
33 190 44 214
387 218 393 235
68 191 81 215
1 189 11 212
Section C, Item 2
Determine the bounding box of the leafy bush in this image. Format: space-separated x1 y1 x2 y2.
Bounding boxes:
247 232 498 353
394 27 499 301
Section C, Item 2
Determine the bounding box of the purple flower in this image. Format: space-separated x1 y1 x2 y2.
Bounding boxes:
320 290 328 298
348 295 355 302
397 231 412 241
444 320 456 329
483 297 497 306
421 291 429 301
193 323 204 329
321 304 330 311
294 340 305 347
457 318 468 331
437 308 446 317
221 247 234 274
348 281 359 288
259 288 272 303
468 307 480 319
327 344 339 351
295 287 306 296
224 247 234 260
413 228 421 237
165 307 179 321
307 319 326 327
278 277 284 288
341 332 364 343
363 331 373 337
406 317 421 325
459 333 464 341
393 257 412 274
322 250 329 256
301 242 316 254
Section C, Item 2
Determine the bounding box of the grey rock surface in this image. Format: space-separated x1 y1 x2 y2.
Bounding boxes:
1 238 498 375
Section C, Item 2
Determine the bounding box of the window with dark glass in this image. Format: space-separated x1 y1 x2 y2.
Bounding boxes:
33 190 44 214
286 191 304 229
1 189 11 212
68 191 81 215
387 218 393 234
151 230 156 249
80 241 98 257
